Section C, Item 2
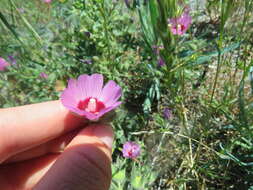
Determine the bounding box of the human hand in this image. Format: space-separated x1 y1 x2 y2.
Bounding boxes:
0 101 113 190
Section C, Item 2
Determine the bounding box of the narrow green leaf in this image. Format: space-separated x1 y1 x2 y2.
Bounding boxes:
9 0 43 46
249 64 253 95
0 11 23 45
238 78 248 127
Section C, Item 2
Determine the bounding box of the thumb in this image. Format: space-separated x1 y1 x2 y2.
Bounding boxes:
34 124 114 190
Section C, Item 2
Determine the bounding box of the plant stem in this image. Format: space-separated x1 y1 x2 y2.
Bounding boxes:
99 1 111 60
210 48 221 103
131 130 222 156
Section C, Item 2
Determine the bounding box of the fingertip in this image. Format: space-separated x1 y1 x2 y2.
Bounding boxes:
34 124 114 190
0 100 86 162
67 124 114 154
91 124 114 150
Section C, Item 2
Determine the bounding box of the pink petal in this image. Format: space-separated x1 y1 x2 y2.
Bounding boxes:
169 11 192 36
66 106 97 120
67 79 81 100
82 111 98 120
60 90 79 108
171 27 179 35
96 101 121 118
100 80 122 107
169 18 178 26
77 74 103 99
0 57 10 71
181 13 192 27
63 103 98 120
67 79 84 103
67 78 77 89
89 74 103 98
77 74 89 98
63 105 85 115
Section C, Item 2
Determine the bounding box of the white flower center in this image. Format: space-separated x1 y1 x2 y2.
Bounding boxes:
86 98 97 113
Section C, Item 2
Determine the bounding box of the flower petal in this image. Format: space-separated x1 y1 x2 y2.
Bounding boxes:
77 74 89 98
90 73 103 98
67 79 77 89
77 74 103 99
66 79 82 101
97 101 121 118
181 12 192 26
63 104 98 120
63 105 85 115
0 57 10 71
61 90 79 109
169 18 178 26
82 110 98 120
100 80 122 107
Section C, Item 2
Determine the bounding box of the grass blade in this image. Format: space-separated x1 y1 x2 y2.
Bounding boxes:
9 0 43 46
0 11 24 45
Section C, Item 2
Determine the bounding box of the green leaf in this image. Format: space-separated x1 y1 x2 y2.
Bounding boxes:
9 0 43 46
137 0 157 48
0 11 24 45
132 175 143 189
189 42 241 66
113 170 126 182
149 0 158 36
249 64 253 95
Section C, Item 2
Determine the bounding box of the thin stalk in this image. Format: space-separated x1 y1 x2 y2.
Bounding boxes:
210 0 229 103
181 101 194 168
99 1 111 60
9 0 15 25
151 132 166 169
130 130 223 156
210 48 222 103
9 0 43 46
123 159 132 190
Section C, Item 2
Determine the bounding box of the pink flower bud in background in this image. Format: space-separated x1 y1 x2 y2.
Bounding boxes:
122 141 140 159
43 0 52 3
163 108 172 120
61 73 122 121
8 55 17 65
39 72 48 79
0 57 10 71
158 57 165 67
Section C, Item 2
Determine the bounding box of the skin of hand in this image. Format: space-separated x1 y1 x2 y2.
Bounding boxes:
0 101 114 190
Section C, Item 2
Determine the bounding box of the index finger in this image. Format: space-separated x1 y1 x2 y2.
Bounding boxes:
0 100 85 163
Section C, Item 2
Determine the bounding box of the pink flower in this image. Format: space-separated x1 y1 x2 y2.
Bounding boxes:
0 57 10 71
61 73 121 120
39 72 48 79
122 142 140 159
168 11 192 35
43 0 52 3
